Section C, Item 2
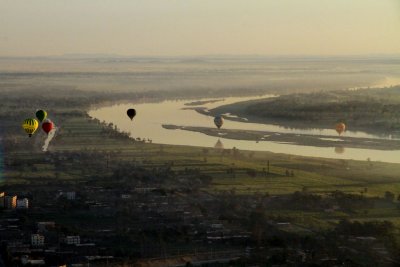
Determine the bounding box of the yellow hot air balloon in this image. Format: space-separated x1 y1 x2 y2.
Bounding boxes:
22 118 39 137
335 123 346 135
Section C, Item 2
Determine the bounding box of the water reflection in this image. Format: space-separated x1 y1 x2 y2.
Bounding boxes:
214 139 224 150
334 146 345 154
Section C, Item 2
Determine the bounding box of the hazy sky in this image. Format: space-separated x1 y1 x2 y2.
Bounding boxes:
0 0 399 57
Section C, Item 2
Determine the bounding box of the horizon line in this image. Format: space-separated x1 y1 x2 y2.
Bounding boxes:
1 53 400 60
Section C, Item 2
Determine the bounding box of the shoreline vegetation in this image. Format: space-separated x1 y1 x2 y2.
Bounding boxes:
208 86 400 137
184 99 224 106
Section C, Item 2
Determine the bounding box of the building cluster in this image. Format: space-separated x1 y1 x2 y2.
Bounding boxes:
0 184 396 266
0 191 29 210
0 189 117 266
0 214 113 266
0 185 253 266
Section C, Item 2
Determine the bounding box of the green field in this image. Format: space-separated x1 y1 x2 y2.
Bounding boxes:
6 113 400 196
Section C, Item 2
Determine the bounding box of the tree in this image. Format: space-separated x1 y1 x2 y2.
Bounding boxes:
384 191 395 202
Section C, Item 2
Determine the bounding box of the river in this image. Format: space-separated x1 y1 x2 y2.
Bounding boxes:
88 95 400 163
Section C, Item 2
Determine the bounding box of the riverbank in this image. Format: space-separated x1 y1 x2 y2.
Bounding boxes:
162 124 400 151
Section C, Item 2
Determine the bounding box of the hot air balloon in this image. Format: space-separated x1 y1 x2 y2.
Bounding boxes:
335 123 346 135
214 116 224 129
36 110 47 122
42 119 54 135
127 109 136 120
22 118 39 137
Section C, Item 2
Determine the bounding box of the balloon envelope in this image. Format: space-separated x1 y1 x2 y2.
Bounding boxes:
36 110 47 122
214 116 224 129
42 119 54 135
127 109 136 120
335 123 346 135
22 118 39 137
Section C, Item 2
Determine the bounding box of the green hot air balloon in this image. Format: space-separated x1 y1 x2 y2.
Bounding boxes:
36 110 47 122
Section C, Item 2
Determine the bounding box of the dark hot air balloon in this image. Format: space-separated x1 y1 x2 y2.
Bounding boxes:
214 116 224 129
127 109 136 120
36 110 47 122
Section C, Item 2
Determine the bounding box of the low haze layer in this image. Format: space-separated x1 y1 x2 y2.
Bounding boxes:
0 0 399 57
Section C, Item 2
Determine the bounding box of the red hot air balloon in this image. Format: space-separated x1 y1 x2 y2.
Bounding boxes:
335 122 346 135
42 119 54 135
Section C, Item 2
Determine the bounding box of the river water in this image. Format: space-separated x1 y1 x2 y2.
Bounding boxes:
88 95 400 163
